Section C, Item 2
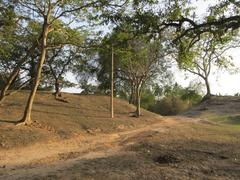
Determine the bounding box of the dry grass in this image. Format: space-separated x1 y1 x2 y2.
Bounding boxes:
1 93 240 179
183 96 240 128
0 91 160 149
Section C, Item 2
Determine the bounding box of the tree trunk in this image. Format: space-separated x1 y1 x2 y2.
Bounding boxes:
136 86 141 117
29 56 37 89
130 84 137 105
54 78 61 98
16 22 49 125
0 37 40 103
129 92 134 104
0 69 20 103
205 77 211 97
129 86 135 104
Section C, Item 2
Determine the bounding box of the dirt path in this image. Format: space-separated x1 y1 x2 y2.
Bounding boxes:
0 117 179 179
1 117 239 180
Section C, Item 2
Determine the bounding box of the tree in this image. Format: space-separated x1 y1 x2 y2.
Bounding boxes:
0 17 42 102
116 0 240 101
112 1 240 49
1 0 128 125
46 46 80 98
0 0 30 101
164 0 240 47
97 24 170 117
176 33 236 98
117 38 163 117
149 83 202 115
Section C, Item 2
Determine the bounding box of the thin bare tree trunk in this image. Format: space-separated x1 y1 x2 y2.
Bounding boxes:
136 85 141 117
110 46 114 118
16 22 49 125
0 37 40 103
129 88 133 104
129 83 136 105
204 77 211 97
6 78 32 97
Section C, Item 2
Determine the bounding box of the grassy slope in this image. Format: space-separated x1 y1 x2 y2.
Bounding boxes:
183 96 240 128
0 91 160 149
1 93 240 179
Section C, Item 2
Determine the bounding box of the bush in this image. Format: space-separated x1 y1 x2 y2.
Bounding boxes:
150 96 190 115
149 84 202 116
141 89 156 109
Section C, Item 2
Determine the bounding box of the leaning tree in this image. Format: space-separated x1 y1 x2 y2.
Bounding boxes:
0 0 128 125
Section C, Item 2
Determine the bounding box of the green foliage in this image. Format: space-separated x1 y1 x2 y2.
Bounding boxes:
176 32 237 96
48 20 86 47
0 1 22 61
96 22 170 91
181 88 202 105
150 96 189 115
177 39 196 67
140 89 156 109
80 81 104 95
149 83 202 115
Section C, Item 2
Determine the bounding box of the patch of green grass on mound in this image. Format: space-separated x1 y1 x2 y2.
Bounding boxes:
208 115 240 129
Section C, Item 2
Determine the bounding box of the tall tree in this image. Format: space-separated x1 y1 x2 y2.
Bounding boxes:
176 33 236 98
0 0 27 99
2 0 128 125
97 25 170 117
0 19 44 102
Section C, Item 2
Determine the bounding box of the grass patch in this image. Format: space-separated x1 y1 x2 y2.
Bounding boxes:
208 115 240 129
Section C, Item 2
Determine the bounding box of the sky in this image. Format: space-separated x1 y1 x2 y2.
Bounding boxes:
63 0 240 96
174 0 240 95
174 49 240 95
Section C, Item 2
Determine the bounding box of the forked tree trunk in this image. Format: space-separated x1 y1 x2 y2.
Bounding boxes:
0 37 40 103
16 22 49 125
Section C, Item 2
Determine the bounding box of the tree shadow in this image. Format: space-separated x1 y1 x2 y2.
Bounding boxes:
0 119 19 124
32 109 109 119
55 97 69 103
228 115 240 125
45 136 240 180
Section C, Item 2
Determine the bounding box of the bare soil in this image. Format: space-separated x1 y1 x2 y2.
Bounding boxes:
0 117 239 180
0 91 159 149
0 93 240 179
